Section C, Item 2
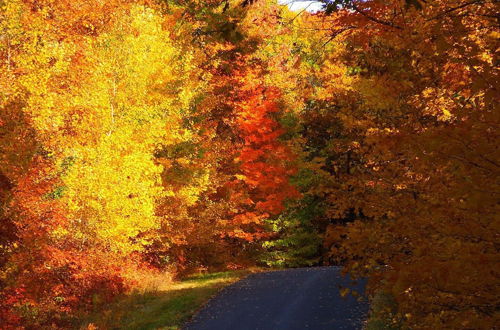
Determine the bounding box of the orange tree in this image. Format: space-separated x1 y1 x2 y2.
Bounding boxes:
294 0 499 328
148 0 300 272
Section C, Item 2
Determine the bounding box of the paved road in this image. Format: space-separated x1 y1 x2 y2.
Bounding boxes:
184 267 369 330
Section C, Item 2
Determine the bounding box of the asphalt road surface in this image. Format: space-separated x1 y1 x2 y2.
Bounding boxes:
184 267 369 330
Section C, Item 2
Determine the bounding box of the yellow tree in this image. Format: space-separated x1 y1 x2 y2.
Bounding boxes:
0 0 203 325
10 1 201 253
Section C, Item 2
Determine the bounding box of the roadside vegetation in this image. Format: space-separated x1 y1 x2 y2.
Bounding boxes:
82 270 254 330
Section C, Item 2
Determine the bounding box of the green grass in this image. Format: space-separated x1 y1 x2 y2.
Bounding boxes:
83 270 252 330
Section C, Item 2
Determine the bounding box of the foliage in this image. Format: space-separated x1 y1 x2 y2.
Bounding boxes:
262 213 322 268
0 0 497 328
82 270 251 330
309 1 499 328
365 291 403 330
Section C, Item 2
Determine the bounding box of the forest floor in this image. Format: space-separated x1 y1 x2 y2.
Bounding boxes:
83 270 256 329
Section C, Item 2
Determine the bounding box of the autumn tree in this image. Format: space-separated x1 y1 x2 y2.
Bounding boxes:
1 0 496 328
292 0 499 328
0 0 203 325
148 0 300 272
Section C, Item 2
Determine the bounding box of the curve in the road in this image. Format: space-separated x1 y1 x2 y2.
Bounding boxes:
184 266 369 330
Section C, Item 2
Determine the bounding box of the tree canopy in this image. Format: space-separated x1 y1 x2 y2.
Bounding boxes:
0 0 498 328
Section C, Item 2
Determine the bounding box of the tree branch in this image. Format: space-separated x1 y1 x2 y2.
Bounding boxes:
427 0 485 21
351 3 403 30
